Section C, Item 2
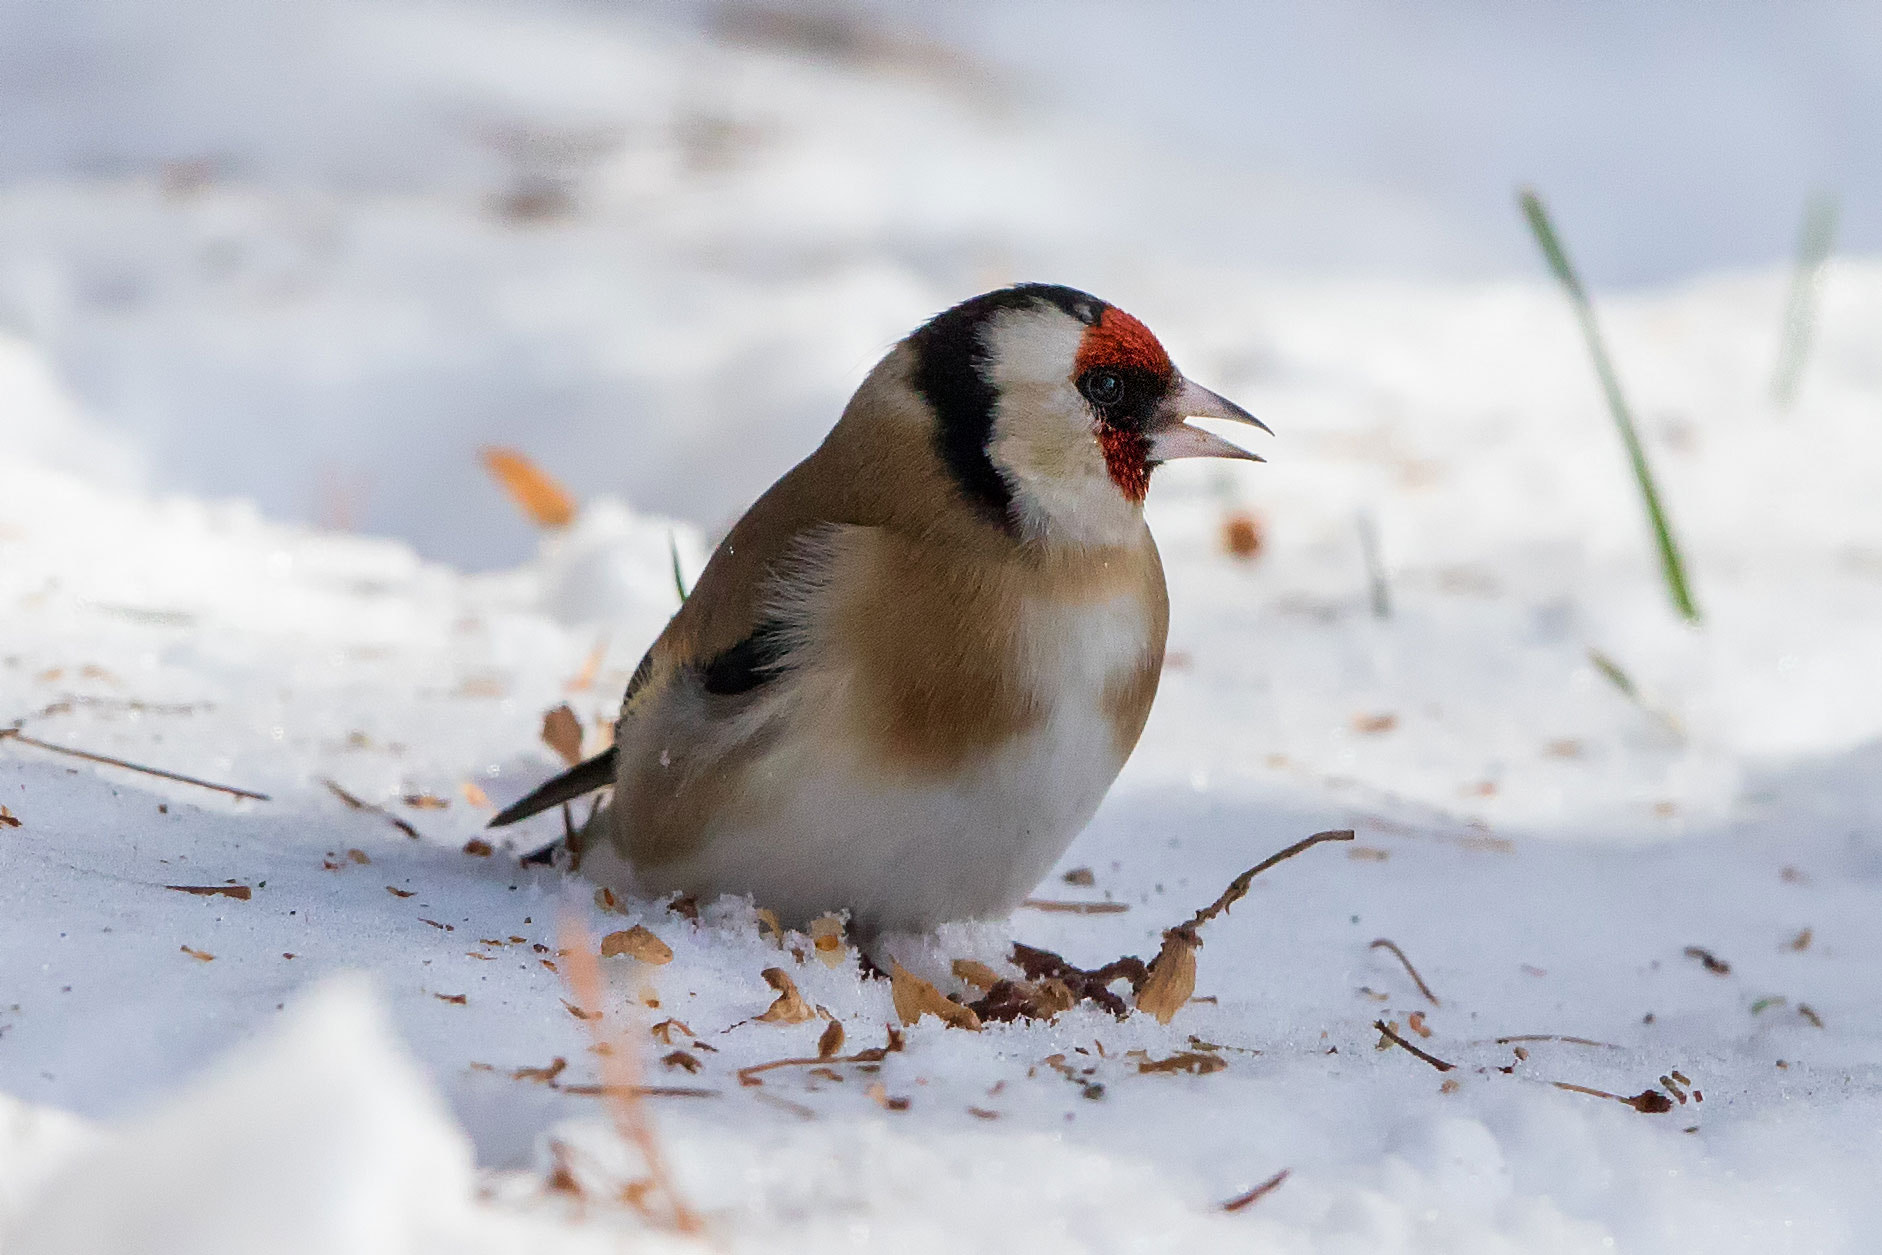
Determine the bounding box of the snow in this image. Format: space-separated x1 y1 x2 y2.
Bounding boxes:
5 3 1882 1251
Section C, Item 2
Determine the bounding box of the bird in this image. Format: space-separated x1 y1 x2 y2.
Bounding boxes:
490 284 1267 935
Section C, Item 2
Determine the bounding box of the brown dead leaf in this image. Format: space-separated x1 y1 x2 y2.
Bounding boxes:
817 1019 845 1059
1137 1050 1227 1075
435 992 468 1005
0 806 20 828
462 838 494 857
1221 510 1264 559
165 884 252 900
808 914 847 968
1787 927 1813 952
402 793 449 810
386 885 415 898
460 780 491 808
756 967 815 1024
513 1057 567 1084
480 447 576 529
561 998 600 1021
1135 934 1198 1025
180 945 215 962
1407 1010 1433 1038
661 1051 702 1074
889 962 983 1031
346 847 371 864
541 704 584 767
650 1019 693 1044
1061 866 1095 886
951 959 1003 992
601 925 673 965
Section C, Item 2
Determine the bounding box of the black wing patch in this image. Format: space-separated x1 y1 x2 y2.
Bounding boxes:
700 618 795 696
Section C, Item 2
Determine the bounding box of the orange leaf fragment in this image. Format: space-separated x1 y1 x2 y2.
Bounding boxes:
480 447 576 529
541 705 584 767
1136 934 1198 1025
601 925 673 965
180 945 215 962
755 967 815 1024
889 962 982 1031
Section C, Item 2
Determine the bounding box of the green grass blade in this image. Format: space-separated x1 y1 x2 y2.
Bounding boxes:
1519 188 1700 624
1772 193 1838 408
668 531 689 603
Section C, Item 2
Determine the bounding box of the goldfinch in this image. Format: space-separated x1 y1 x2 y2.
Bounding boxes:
492 284 1266 933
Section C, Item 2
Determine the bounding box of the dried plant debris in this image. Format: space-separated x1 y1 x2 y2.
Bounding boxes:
890 962 983 1030
1551 1081 1675 1114
1786 927 1813 952
165 884 251 900
540 704 584 767
1061 866 1096 886
756 968 815 1024
1222 1168 1290 1213
0 806 19 828
807 914 847 967
179 945 215 962
1684 946 1731 975
1021 898 1129 914
1369 938 1441 1005
480 447 577 529
322 778 419 839
1136 1051 1227 1076
1373 1020 1455 1071
816 1019 845 1059
601 925 674 965
737 1024 906 1087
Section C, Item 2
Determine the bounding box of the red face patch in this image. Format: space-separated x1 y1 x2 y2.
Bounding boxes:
1097 427 1152 503
1074 306 1173 380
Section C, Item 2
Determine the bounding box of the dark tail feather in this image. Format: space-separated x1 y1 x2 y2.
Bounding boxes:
488 747 618 828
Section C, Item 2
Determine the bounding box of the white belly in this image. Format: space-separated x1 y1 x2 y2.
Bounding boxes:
619 591 1153 933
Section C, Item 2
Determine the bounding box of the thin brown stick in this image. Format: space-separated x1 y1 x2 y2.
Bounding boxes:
1369 938 1441 1006
1549 1080 1673 1113
322 778 419 839
559 1084 718 1099
1373 1019 1455 1072
1223 1168 1291 1213
1185 829 1355 930
735 1026 906 1087
1020 898 1130 914
558 914 704 1235
1493 1035 1621 1049
2 727 269 801
166 884 252 900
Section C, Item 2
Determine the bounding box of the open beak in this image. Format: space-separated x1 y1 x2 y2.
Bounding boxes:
1148 378 1271 463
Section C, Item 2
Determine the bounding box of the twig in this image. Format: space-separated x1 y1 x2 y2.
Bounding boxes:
1519 188 1700 623
1773 193 1838 407
1020 898 1130 914
559 1084 718 1100
1223 1168 1291 1213
558 914 704 1235
735 1025 906 1087
1 727 269 801
1368 938 1440 1006
321 778 419 839
1550 1080 1673 1114
1373 1019 1455 1072
1493 1034 1621 1049
1184 829 1356 932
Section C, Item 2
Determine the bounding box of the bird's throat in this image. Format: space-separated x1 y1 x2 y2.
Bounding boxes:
1097 427 1151 503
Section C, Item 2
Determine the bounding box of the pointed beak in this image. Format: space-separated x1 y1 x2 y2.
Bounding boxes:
1148 378 1271 463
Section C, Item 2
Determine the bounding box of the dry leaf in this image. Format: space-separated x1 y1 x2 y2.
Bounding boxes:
386 885 415 898
561 998 601 1021
460 780 491 808
650 1018 693 1044
1061 866 1095 886
807 914 847 968
755 967 815 1024
480 447 576 528
951 959 1003 992
165 884 251 900
1221 510 1264 559
402 793 449 810
594 886 627 914
1136 934 1198 1024
601 925 673 965
435 992 467 1005
462 838 494 857
180 945 215 962
754 908 784 946
817 1019 845 1060
513 1057 567 1084
889 962 983 1031
1138 1051 1227 1075
1353 713 1398 735
541 705 584 767
0 806 21 828
661 1051 702 1074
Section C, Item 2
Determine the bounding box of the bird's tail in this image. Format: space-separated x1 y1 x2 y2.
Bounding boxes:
488 746 618 828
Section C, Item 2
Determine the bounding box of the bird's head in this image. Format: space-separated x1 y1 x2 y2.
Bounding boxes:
903 284 1267 545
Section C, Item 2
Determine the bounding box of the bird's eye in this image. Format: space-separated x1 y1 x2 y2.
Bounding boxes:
1082 370 1124 407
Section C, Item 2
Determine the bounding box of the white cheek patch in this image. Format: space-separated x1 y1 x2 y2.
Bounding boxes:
981 308 1143 547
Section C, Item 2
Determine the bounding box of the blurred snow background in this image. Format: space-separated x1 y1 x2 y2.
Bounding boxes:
5 1 1882 1251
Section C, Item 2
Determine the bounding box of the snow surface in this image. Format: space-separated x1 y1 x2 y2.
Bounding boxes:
5 3 1882 1251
